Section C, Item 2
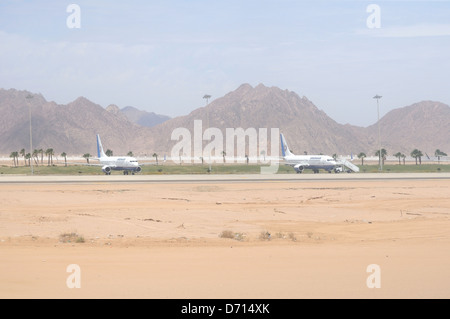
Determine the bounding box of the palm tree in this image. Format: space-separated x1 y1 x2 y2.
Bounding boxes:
105 149 113 157
435 149 447 164
375 149 387 167
9 152 15 167
45 148 54 166
10 151 18 167
20 148 26 166
417 150 423 165
61 152 67 167
15 151 19 167
394 152 404 165
411 149 423 165
222 151 226 164
357 152 366 166
25 153 31 167
153 153 159 165
83 153 91 164
401 154 406 165
32 149 39 166
39 149 44 165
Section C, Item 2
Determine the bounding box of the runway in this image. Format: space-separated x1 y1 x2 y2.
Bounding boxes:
1 172 450 298
0 172 449 184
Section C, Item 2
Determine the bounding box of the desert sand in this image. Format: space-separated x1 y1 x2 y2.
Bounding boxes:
0 177 449 299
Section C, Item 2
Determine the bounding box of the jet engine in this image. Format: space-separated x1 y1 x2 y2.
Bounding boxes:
294 164 304 173
102 166 112 175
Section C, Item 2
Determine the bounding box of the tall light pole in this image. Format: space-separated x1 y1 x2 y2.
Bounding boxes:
373 94 382 171
203 94 211 105
203 94 211 129
26 94 34 175
203 94 211 172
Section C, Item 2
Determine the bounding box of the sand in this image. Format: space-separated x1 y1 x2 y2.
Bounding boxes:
0 178 449 298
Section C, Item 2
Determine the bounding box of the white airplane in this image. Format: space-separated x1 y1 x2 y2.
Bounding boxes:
280 133 338 174
95 134 142 175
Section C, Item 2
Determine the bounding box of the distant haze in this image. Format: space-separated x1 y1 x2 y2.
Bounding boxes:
0 2 449 127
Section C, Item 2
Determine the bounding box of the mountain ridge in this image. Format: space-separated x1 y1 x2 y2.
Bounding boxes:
0 85 449 158
120 106 171 128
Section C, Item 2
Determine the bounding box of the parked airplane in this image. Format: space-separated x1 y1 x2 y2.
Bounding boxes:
280 133 338 174
95 134 142 175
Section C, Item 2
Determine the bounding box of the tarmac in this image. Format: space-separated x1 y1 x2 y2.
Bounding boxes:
1 172 449 184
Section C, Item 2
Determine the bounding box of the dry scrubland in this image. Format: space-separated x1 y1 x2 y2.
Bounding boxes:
0 178 449 298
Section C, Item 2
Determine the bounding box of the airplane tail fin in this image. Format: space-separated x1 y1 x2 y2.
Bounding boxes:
280 133 294 157
96 134 107 158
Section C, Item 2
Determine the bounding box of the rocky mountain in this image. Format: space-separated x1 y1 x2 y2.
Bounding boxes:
0 89 153 156
150 84 450 157
146 83 368 156
365 100 450 155
1 85 449 158
120 106 170 127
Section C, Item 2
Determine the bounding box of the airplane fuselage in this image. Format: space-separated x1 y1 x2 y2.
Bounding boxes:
96 134 142 175
283 155 337 173
280 133 338 173
99 156 141 173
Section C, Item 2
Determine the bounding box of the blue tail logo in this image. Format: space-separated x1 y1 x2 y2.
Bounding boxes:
96 134 105 158
280 134 286 157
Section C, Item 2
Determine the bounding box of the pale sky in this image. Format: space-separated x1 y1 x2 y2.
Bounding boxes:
1 0 449 126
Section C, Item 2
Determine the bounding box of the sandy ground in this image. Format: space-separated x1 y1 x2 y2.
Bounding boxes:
0 178 449 299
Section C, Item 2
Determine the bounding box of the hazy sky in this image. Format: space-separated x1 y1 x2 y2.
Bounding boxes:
1 0 449 126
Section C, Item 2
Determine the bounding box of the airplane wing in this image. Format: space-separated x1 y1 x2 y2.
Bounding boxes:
64 162 100 166
285 161 310 167
68 160 103 167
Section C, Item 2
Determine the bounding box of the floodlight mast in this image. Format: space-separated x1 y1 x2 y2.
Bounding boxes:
203 94 211 130
203 94 212 172
373 95 383 171
26 94 34 175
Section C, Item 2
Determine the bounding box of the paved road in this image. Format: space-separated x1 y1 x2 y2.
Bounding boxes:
1 173 449 184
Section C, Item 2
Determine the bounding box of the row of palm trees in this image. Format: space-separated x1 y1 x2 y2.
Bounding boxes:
9 148 64 167
10 148 124 167
356 149 447 166
10 147 448 168
10 148 152 167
